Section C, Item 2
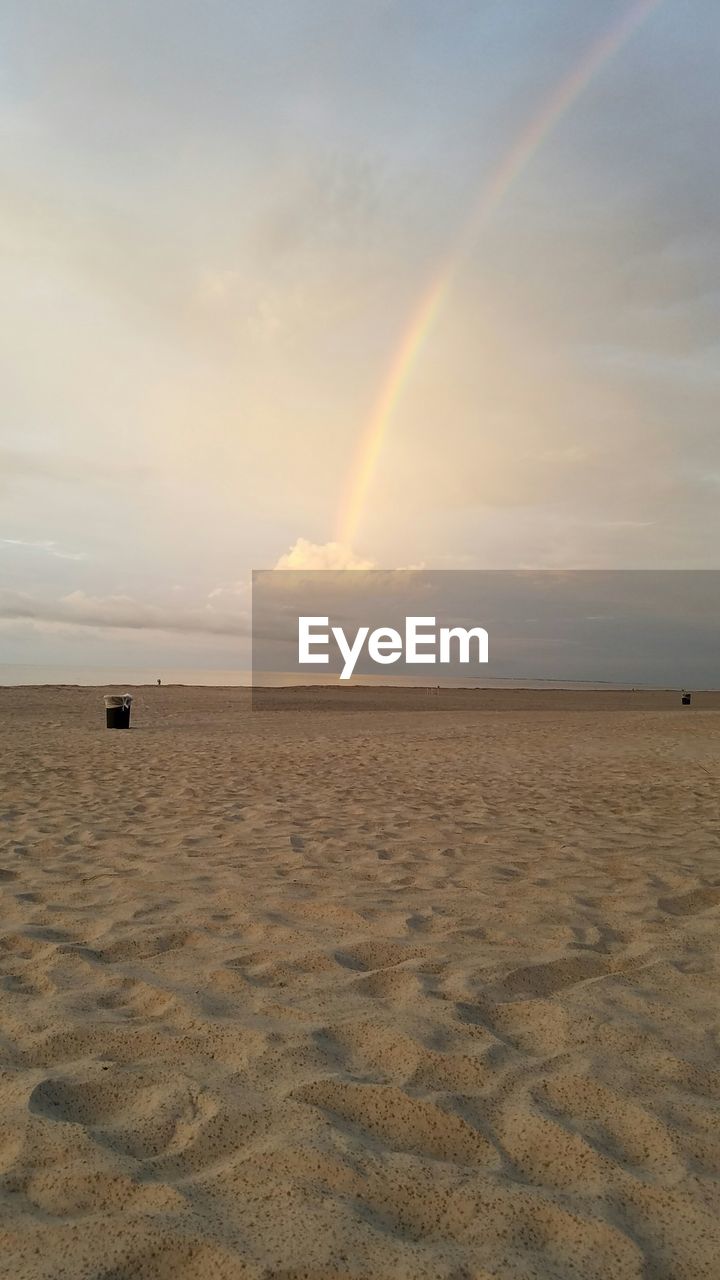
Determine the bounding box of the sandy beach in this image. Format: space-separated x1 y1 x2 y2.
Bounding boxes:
1 685 719 1279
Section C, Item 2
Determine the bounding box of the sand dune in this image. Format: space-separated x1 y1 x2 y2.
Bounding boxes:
1 685 719 1278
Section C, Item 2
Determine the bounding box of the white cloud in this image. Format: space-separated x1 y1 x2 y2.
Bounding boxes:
0 537 87 561
274 538 375 570
207 580 250 600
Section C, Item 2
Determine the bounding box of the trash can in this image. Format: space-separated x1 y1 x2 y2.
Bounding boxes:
104 694 133 729
681 692 692 706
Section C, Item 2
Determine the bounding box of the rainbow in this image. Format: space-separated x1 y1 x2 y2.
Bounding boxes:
337 0 662 548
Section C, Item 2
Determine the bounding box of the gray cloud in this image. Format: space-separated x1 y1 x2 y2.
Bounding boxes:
0 590 250 637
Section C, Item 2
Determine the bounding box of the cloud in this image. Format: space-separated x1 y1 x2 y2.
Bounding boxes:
274 538 375 570
0 590 250 637
0 537 87 562
0 449 150 489
207 581 250 601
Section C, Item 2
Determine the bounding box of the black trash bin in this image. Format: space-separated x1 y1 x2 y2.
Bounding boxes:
104 694 133 729
681 692 692 706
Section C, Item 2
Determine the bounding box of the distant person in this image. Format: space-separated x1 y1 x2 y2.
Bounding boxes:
157 678 161 686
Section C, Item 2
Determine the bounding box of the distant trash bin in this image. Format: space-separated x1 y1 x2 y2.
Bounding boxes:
104 694 133 729
681 692 692 706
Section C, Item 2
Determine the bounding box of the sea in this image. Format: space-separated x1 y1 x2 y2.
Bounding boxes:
0 665 675 690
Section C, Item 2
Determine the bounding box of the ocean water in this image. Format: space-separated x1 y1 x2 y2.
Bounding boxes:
0 664 673 690
0 665 252 687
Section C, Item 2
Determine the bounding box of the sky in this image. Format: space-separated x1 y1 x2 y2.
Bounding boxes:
1 0 719 671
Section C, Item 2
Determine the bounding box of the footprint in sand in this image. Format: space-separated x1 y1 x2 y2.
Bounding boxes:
294 1077 498 1167
534 1073 684 1180
503 953 611 997
335 940 425 972
28 1065 216 1163
658 886 720 916
96 976 177 1018
95 928 199 964
23 1165 184 1217
0 933 54 961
